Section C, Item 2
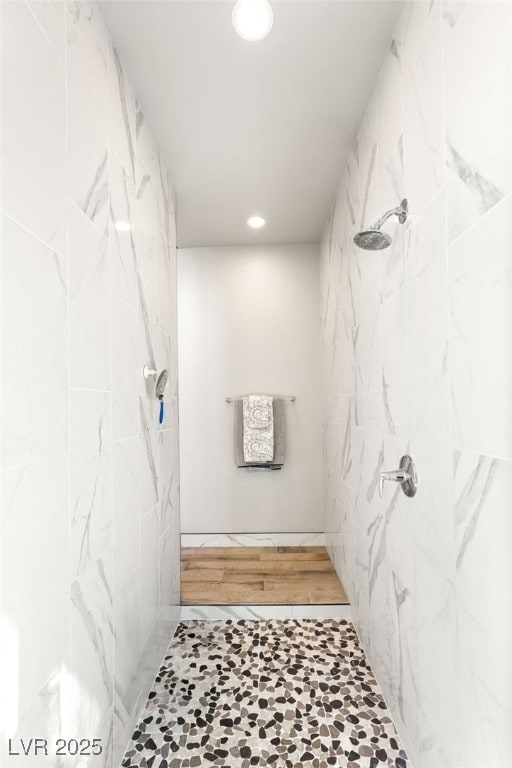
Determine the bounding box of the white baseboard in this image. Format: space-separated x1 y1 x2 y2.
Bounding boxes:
181 532 325 548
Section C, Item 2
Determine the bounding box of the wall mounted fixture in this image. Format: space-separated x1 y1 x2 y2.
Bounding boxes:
226 393 295 402
143 365 157 379
379 455 418 498
354 198 409 250
232 0 274 42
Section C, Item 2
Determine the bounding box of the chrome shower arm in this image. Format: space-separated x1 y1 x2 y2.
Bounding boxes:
371 198 408 230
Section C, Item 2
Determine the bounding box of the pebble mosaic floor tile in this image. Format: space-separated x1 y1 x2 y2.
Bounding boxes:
122 619 409 768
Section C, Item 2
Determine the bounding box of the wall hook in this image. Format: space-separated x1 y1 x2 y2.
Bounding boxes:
143 365 157 380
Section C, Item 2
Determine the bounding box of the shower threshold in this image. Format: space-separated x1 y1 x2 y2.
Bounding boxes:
181 545 348 605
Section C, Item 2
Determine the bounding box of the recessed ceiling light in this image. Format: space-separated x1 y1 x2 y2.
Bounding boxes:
247 215 266 229
232 0 274 42
114 221 131 232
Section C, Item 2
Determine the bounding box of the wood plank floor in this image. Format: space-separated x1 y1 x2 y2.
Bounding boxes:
181 546 349 605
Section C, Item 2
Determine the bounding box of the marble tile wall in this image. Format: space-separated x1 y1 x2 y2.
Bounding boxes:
320 2 512 766
180 604 351 621
0 2 180 766
180 532 325 548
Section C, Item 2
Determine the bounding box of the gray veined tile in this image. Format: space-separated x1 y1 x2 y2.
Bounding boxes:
139 395 159 516
384 433 414 589
1 457 69 714
70 389 112 580
67 0 109 81
70 290 110 392
444 0 512 243
449 195 512 459
400 0 439 62
3 661 69 768
136 102 159 181
410 383 454 575
179 532 326 548
159 602 181 661
160 520 180 605
68 202 110 391
343 241 362 331
441 1 468 41
113 568 142 767
26 0 66 63
67 16 109 236
406 188 449 387
141 507 160 645
70 554 114 734
111 296 138 441
357 426 384 537
368 558 392 697
377 34 403 169
380 139 406 302
135 104 174 243
453 450 512 654
92 706 114 768
456 657 512 768
414 548 458 766
358 97 379 233
183 606 298 621
416 712 452 768
345 143 360 230
141 621 163 706
403 0 444 218
154 154 175 245
455 603 512 768
1 1 66 256
387 567 417 756
156 233 173 335
169 422 180 493
109 46 136 182
159 428 176 532
110 156 137 308
353 523 370 650
136 161 160 384
1 216 68 469
381 287 408 437
356 266 382 395
113 438 140 590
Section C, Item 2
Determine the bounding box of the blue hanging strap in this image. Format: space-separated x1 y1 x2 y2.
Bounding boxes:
159 401 164 425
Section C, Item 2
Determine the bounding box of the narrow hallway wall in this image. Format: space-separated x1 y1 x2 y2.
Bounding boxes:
0 2 180 765
320 2 512 766
178 245 322 535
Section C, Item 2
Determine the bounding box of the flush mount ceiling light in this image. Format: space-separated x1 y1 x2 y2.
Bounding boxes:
114 220 131 232
232 0 274 42
247 215 266 229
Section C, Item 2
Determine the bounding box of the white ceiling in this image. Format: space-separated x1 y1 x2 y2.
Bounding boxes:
100 0 402 247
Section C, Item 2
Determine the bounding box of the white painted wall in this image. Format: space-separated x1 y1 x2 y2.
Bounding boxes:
178 244 322 534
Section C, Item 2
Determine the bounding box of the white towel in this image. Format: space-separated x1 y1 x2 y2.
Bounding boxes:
243 395 274 462
243 394 273 429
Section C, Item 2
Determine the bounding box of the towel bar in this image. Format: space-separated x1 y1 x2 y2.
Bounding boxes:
226 394 295 403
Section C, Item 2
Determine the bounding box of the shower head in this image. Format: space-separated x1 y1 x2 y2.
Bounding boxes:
354 198 408 251
354 229 392 250
155 369 169 401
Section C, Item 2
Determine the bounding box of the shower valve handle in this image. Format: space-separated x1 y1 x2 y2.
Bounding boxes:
379 469 411 497
379 455 418 499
